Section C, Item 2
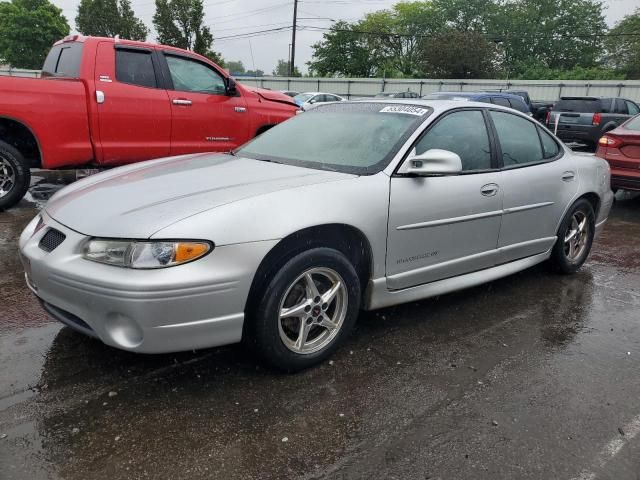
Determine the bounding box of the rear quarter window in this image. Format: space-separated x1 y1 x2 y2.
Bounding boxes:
42 42 83 78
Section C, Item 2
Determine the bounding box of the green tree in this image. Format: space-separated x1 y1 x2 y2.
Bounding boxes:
605 8 640 79
245 68 264 77
273 59 300 76
419 30 499 78
76 0 147 41
226 60 245 75
493 0 607 77
153 0 223 63
308 21 379 77
0 0 69 69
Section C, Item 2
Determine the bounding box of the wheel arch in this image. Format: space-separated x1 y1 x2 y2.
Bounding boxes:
0 116 42 168
245 223 374 313
578 191 601 218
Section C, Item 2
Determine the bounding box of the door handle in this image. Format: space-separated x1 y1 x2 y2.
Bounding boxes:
172 99 192 106
480 183 499 197
561 171 576 182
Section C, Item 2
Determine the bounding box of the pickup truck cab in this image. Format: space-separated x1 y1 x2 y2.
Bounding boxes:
0 35 298 209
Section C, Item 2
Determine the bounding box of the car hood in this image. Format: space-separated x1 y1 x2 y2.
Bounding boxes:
243 85 298 107
45 153 354 238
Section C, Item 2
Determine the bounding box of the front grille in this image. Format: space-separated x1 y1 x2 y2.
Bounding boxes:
39 228 66 252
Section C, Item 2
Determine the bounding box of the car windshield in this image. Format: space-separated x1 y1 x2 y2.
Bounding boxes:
236 103 431 175
424 94 471 100
625 115 640 131
294 93 314 102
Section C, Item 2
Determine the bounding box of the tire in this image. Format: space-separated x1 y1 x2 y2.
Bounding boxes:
248 247 361 372
549 199 596 274
0 140 30 211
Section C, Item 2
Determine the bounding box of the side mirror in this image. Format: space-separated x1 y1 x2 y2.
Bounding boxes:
308 98 317 104
397 149 462 176
226 77 238 96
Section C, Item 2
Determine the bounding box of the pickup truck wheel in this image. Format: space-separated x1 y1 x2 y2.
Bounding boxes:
0 140 30 210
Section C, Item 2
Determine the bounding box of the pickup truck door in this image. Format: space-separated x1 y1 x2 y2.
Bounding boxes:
94 42 171 164
160 52 250 155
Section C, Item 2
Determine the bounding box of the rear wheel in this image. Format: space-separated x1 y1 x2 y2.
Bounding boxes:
248 248 360 371
0 140 30 210
549 199 595 274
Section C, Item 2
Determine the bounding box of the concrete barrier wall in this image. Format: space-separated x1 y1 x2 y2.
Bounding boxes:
237 77 640 102
2 69 639 102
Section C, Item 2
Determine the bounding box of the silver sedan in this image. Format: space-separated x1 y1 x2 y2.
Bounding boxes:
19 100 613 371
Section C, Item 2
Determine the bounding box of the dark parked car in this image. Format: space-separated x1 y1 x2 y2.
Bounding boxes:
596 113 640 192
375 91 420 99
547 96 640 148
424 91 531 115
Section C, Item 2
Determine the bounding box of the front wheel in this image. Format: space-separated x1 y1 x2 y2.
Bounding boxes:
249 248 361 371
549 199 595 274
0 140 30 211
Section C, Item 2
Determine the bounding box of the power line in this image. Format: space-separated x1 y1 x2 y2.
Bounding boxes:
298 25 640 39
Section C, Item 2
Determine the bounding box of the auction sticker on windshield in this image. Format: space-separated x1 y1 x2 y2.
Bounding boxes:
379 105 429 116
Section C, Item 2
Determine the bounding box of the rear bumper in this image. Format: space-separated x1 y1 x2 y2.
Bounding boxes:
610 168 640 191
553 125 598 144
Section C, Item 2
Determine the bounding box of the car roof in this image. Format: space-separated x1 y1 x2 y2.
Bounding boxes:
331 98 531 116
299 92 341 96
433 91 525 101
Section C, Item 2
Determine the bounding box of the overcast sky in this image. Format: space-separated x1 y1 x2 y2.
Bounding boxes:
51 0 639 74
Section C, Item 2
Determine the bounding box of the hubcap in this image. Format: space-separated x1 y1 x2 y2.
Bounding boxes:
0 157 16 199
564 211 590 262
278 267 348 355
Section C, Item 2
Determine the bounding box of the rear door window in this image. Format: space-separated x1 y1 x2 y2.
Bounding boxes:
490 110 544 167
615 98 628 114
42 42 83 78
116 49 157 88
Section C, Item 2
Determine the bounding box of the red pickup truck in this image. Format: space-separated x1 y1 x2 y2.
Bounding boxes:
0 35 299 209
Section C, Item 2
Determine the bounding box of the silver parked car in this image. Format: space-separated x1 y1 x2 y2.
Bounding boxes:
19 100 613 371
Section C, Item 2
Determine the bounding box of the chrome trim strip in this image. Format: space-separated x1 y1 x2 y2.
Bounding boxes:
503 201 555 214
397 209 503 231
397 202 554 231
387 249 496 288
157 312 244 329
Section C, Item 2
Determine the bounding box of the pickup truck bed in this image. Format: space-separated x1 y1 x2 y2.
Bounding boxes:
0 35 298 209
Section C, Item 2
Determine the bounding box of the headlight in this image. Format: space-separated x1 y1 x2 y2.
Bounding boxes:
83 239 212 269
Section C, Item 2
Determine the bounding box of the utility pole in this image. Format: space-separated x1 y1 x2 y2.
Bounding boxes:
289 0 298 77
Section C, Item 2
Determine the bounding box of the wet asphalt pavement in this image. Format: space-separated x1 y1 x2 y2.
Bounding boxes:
1 175 640 480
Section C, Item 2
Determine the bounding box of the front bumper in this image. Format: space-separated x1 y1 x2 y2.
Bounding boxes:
19 213 277 353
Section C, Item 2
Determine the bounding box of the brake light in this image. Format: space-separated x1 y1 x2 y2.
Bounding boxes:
546 110 551 125
592 112 602 126
598 135 622 148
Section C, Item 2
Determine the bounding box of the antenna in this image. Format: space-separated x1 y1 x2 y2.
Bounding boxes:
248 39 258 86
